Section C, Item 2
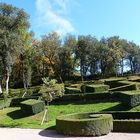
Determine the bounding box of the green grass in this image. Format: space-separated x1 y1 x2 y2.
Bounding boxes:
0 101 140 129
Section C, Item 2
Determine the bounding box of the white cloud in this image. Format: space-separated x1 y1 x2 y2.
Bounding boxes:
35 0 75 35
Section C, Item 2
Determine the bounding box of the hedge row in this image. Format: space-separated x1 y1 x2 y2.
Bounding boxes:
113 91 140 107
65 87 81 94
97 111 140 133
81 84 109 93
52 92 112 104
56 113 113 136
10 96 40 107
20 99 45 115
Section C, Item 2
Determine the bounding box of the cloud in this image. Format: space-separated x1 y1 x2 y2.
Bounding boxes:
35 0 75 35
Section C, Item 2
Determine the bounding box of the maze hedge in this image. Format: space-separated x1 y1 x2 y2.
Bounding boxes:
56 113 113 136
81 84 109 93
20 99 45 114
114 91 140 107
65 87 81 94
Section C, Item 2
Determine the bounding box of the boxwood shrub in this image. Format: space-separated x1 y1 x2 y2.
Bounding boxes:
81 84 109 93
97 111 140 133
20 99 45 114
65 87 81 94
56 113 113 136
113 91 140 107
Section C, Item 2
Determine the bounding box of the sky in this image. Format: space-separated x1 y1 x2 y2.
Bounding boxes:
1 0 140 45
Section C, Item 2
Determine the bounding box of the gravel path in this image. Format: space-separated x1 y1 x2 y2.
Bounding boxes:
0 128 140 140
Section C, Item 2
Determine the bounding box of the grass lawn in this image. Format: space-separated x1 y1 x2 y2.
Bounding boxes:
0 101 140 129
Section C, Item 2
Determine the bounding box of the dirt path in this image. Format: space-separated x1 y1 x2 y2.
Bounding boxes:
0 128 140 140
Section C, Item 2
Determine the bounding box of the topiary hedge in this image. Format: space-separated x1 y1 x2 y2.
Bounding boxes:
81 84 109 93
96 111 140 133
113 91 140 107
56 112 113 136
65 87 81 94
20 99 45 115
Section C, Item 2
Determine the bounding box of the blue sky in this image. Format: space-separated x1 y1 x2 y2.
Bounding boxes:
2 0 140 45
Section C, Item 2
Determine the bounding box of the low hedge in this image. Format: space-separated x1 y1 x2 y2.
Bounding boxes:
97 111 140 133
20 99 45 115
10 96 40 107
52 92 112 104
104 78 126 88
81 84 109 93
113 91 140 107
56 113 113 136
65 87 81 94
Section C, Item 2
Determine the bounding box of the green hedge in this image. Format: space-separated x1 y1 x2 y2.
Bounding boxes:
10 96 40 107
81 84 109 93
65 87 81 94
104 78 126 88
113 91 140 107
0 98 11 109
52 92 112 104
20 99 45 115
97 111 140 133
56 113 113 136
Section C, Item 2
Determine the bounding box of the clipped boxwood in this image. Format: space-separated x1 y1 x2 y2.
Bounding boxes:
96 111 140 133
20 99 45 115
65 87 81 94
81 84 109 93
113 91 140 107
56 112 113 136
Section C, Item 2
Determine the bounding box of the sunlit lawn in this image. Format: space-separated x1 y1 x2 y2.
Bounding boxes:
0 101 140 129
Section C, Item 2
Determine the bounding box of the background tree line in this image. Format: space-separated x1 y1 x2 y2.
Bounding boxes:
1 3 140 93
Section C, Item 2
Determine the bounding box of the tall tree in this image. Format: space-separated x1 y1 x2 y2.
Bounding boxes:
0 3 29 95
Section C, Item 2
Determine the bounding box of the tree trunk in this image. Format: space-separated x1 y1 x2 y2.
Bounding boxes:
5 71 9 96
0 83 2 94
22 71 27 98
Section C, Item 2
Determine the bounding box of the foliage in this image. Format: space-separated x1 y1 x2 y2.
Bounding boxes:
39 77 64 104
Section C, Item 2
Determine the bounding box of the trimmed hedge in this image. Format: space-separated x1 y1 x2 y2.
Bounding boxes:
113 91 140 107
104 78 127 88
20 99 45 114
56 113 113 136
52 92 112 104
10 96 40 107
81 84 109 93
97 111 140 133
65 87 81 94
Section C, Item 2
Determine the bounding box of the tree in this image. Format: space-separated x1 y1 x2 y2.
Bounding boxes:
0 3 29 95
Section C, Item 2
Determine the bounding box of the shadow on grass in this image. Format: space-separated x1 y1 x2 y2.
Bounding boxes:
102 103 131 111
7 109 31 119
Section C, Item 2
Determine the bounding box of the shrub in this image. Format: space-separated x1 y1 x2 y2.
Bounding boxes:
56 112 113 136
20 99 45 114
65 87 81 94
97 111 140 133
113 91 140 107
81 84 109 93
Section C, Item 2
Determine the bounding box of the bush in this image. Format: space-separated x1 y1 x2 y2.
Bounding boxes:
81 84 109 93
97 111 140 133
113 91 140 107
56 112 113 136
52 92 112 104
20 99 45 115
65 87 81 94
104 78 127 88
10 96 40 107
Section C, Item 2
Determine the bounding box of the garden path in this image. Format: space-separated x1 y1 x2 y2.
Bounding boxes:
0 128 140 140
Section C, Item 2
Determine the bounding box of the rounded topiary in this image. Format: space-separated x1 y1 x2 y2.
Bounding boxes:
56 112 113 136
